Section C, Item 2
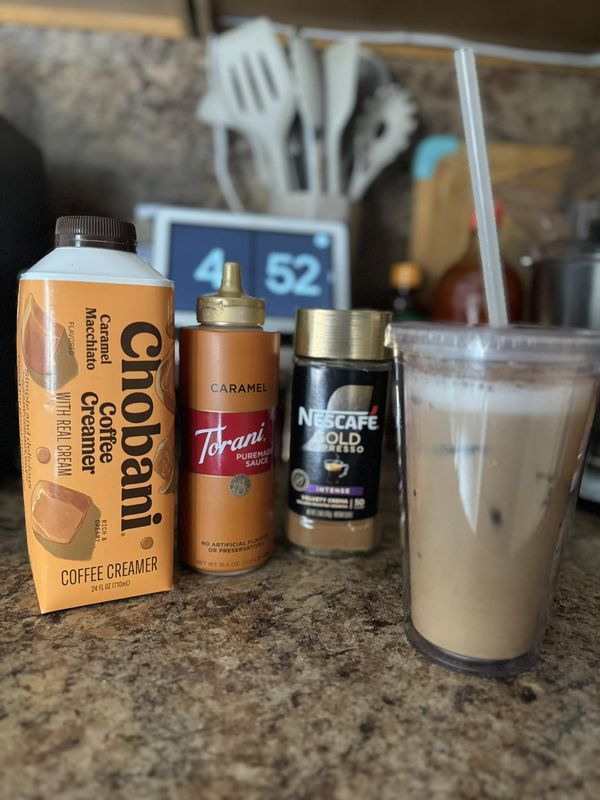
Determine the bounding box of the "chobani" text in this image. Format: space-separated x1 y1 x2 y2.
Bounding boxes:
120 322 163 533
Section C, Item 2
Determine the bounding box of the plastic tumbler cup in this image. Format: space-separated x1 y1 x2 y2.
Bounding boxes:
385 324 600 677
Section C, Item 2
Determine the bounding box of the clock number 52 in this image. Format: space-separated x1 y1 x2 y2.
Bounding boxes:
264 252 322 297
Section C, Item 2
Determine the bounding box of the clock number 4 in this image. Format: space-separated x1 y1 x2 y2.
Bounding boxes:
193 247 225 289
264 252 322 297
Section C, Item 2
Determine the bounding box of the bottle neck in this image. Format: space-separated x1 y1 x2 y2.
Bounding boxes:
465 229 505 266
55 239 136 252
199 323 263 331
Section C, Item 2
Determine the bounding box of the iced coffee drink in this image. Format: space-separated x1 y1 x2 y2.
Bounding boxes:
386 324 600 676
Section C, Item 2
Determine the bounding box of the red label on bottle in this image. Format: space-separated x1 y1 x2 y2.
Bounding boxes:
182 408 275 476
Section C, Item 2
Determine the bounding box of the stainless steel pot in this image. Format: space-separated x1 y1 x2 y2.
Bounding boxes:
531 240 600 328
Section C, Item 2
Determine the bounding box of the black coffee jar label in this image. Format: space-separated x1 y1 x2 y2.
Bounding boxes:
288 363 389 522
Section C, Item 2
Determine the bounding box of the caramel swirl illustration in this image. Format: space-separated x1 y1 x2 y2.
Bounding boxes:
154 426 175 494
31 481 98 560
21 294 77 389
156 346 175 412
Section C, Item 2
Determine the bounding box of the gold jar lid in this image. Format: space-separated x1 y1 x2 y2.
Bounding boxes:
197 262 265 327
294 309 391 361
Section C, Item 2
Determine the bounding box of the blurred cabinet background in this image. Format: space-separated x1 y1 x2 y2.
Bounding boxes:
1 1 598 53
217 0 600 54
0 1 192 38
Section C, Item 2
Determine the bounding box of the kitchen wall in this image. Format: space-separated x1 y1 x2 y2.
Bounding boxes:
1 24 599 307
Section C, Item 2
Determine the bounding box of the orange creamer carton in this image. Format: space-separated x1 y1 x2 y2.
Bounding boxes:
16 216 175 612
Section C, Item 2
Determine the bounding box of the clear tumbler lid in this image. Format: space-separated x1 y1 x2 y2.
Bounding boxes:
385 323 600 368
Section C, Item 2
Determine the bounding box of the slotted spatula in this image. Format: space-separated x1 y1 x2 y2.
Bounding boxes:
197 35 243 212
215 18 296 194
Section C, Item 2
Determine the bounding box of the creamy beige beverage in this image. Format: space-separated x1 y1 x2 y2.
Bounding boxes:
387 324 600 676
404 368 596 662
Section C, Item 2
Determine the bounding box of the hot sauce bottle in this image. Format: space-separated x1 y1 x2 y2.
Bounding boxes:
178 262 280 574
432 207 522 324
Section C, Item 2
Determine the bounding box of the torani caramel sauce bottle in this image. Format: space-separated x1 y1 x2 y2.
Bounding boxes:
16 216 175 613
178 262 280 574
287 309 391 556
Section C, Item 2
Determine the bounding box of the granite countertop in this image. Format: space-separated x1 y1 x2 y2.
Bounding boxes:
1 457 599 800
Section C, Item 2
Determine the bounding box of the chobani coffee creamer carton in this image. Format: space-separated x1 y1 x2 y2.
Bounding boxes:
16 216 175 612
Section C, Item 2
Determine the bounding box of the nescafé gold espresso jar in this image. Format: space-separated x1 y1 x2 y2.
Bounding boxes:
287 309 391 556
178 262 280 574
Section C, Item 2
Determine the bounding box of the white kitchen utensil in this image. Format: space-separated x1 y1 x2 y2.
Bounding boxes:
208 117 243 213
323 38 360 195
338 48 392 192
198 36 243 213
289 34 323 193
349 86 417 201
358 48 391 91
214 18 296 194
197 90 270 187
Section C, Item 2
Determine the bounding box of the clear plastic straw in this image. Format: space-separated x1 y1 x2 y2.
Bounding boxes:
454 48 508 327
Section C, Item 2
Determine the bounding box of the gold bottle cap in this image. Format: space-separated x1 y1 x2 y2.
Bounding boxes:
196 262 265 327
390 261 422 290
294 309 391 361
